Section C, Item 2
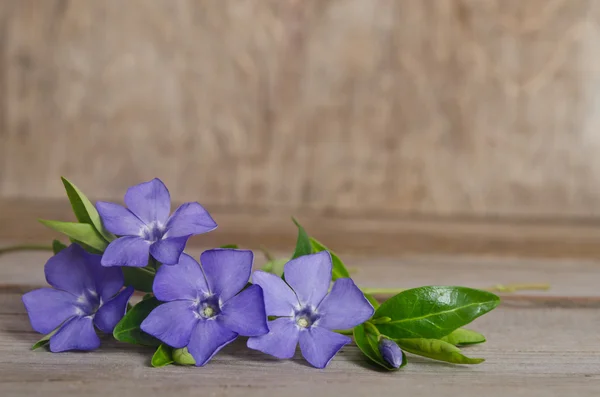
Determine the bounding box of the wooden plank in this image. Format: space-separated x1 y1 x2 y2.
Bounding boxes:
1 1 600 219
1 289 598 396
5 198 600 258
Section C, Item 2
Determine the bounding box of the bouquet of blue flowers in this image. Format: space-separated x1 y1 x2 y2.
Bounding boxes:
21 178 500 370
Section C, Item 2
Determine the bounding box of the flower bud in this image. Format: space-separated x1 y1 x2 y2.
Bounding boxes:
379 338 403 368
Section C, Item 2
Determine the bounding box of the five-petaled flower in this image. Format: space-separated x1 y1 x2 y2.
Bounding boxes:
141 249 269 366
96 178 217 268
22 244 134 352
379 337 404 368
247 251 374 368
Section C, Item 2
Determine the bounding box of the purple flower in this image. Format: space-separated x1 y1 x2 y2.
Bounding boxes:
22 244 134 352
141 249 269 366
379 338 403 368
97 178 217 267
247 251 374 368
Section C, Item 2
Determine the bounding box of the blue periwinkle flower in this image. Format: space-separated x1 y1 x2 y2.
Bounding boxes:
379 337 403 368
22 244 134 352
141 249 269 366
247 251 374 368
97 178 217 268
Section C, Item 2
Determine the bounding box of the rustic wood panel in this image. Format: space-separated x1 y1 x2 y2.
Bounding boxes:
2 0 600 219
1 249 599 396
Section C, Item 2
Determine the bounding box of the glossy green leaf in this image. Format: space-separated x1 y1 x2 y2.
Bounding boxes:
122 266 155 293
31 328 59 350
220 244 239 249
441 328 486 346
374 286 500 339
51 240 67 255
363 292 380 310
151 344 174 367
397 338 484 364
309 238 350 280
61 177 116 242
291 217 312 259
113 297 161 346
353 324 404 370
173 347 196 365
39 220 108 252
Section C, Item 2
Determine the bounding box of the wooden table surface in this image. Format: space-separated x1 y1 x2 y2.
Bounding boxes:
1 244 599 397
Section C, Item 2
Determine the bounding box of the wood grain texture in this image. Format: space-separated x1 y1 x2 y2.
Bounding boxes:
1 0 600 219
5 198 600 259
1 249 599 396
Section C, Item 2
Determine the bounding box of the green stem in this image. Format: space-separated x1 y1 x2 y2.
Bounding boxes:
0 244 53 256
364 321 380 337
335 329 354 336
361 288 406 296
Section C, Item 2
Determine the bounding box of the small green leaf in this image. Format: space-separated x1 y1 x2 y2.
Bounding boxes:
291 217 312 259
353 323 404 370
51 240 67 255
39 220 108 252
151 344 174 367
309 238 350 280
220 244 239 249
363 292 380 310
173 347 196 365
122 266 155 293
61 177 116 242
441 328 486 346
261 258 288 277
396 338 484 364
113 297 161 346
374 286 500 339
31 328 59 350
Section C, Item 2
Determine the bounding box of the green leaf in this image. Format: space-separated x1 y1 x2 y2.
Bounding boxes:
113 297 161 346
261 258 288 277
353 324 404 370
363 292 380 310
374 286 500 339
396 338 484 364
309 238 350 280
61 177 116 242
122 266 155 293
441 328 486 346
31 328 59 350
220 244 239 249
173 347 196 365
151 344 174 367
39 220 108 252
51 240 67 255
291 217 312 259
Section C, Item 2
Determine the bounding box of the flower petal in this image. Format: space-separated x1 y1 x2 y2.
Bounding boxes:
284 251 332 307
93 286 134 333
140 300 198 348
101 236 151 268
87 256 124 301
96 202 145 236
247 318 300 359
22 288 78 334
251 271 298 316
49 316 100 352
316 278 374 330
149 236 189 265
187 319 237 366
201 249 253 302
164 202 217 238
45 244 96 297
153 253 209 301
299 326 351 368
124 178 171 225
220 285 268 337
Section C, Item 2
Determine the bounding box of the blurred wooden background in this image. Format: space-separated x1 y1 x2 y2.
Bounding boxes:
1 0 600 252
